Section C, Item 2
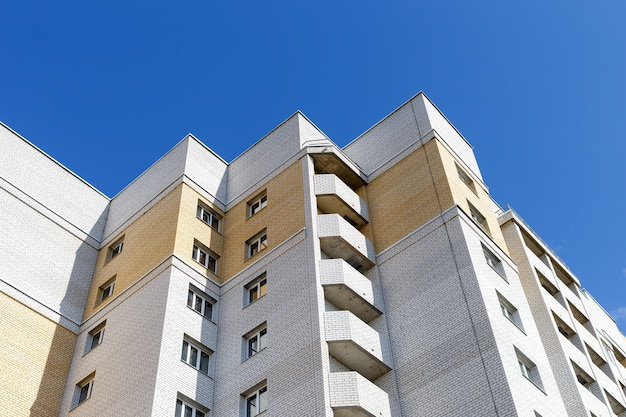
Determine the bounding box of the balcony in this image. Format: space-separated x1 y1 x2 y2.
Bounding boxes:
320 259 381 323
317 214 375 271
325 311 391 380
314 174 369 227
329 372 391 417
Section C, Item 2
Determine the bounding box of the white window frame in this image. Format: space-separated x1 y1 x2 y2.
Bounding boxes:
516 348 543 390
497 292 523 331
245 385 267 417
197 203 220 231
192 243 218 274
456 163 476 192
187 287 215 321
107 236 124 260
248 192 267 217
247 231 267 259
175 398 206 417
468 201 489 232
74 373 95 408
86 321 106 353
181 338 211 375
482 244 506 279
246 324 267 358
97 277 116 305
246 274 267 304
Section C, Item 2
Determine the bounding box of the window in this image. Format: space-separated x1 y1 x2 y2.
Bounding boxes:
187 287 215 320
245 385 267 417
107 236 124 260
536 270 559 296
248 192 267 217
605 390 626 415
571 361 595 388
197 203 220 231
175 398 207 417
553 312 576 339
247 230 267 259
245 323 267 358
97 277 116 305
497 292 523 330
516 348 543 390
181 338 211 375
246 274 267 304
468 201 489 232
482 244 506 278
85 321 106 353
192 243 218 274
456 163 476 193
73 373 95 408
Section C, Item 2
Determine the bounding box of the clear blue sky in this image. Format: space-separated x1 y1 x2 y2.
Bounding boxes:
2 1 625 332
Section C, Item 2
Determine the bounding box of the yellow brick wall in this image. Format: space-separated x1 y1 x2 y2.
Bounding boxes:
84 186 182 319
363 140 455 252
436 141 508 251
220 162 305 280
0 293 75 417
173 184 224 280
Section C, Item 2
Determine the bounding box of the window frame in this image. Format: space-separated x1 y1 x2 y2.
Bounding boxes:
248 191 267 217
515 348 544 391
247 230 267 259
85 320 106 353
187 286 215 321
468 201 489 232
497 292 524 331
482 244 506 279
107 236 124 261
175 397 207 417
245 385 267 417
181 337 212 375
245 273 267 305
245 323 267 359
192 242 218 274
73 372 95 408
196 203 221 232
456 163 477 193
97 277 116 305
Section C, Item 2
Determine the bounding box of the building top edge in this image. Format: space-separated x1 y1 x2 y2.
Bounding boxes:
0 121 110 201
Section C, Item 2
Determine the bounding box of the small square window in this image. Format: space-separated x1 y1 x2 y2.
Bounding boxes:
247 230 267 259
181 337 212 375
482 244 506 279
107 236 124 261
197 203 221 231
187 286 215 321
175 397 207 417
192 242 218 274
456 163 476 192
245 273 267 305
468 201 489 233
245 323 267 358
515 348 543 390
245 385 267 417
97 277 116 305
497 292 523 331
73 373 95 408
85 321 106 353
248 192 267 217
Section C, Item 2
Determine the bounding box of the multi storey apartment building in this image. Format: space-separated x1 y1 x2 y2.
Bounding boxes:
1 93 625 417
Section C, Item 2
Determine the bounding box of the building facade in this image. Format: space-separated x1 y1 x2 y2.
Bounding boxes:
1 93 625 417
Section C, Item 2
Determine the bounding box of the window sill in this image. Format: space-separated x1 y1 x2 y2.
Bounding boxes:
70 398 91 412
505 317 526 335
243 347 267 363
522 375 546 395
180 360 213 379
82 343 102 357
195 217 223 235
488 264 508 283
186 306 217 324
244 294 267 309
